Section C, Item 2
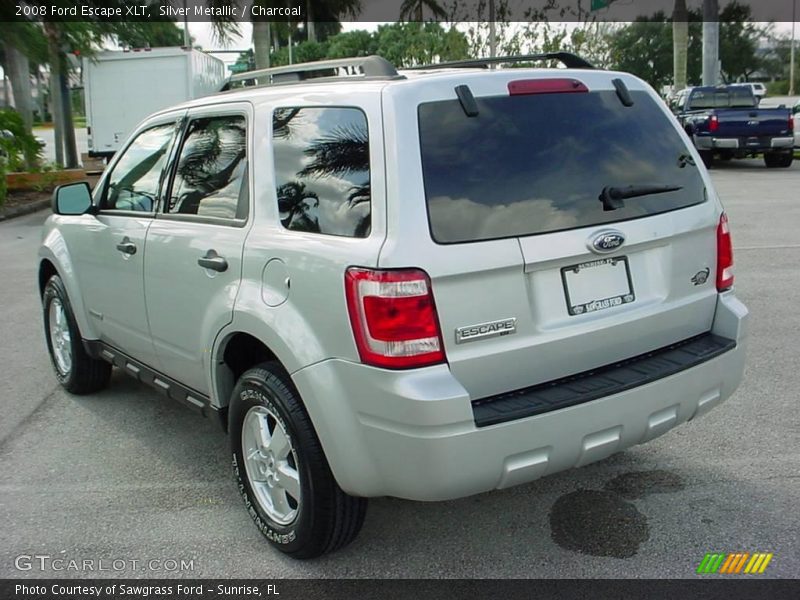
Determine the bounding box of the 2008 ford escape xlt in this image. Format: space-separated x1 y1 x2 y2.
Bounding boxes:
38 53 747 558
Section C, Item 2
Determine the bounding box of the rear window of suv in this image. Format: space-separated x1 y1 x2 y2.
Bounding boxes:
418 89 706 244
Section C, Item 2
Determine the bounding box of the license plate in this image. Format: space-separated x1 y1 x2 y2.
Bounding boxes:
561 257 635 316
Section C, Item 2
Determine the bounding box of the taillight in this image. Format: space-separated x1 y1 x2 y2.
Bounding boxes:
508 78 588 96
709 114 719 133
345 268 445 369
716 213 734 291
789 115 794 133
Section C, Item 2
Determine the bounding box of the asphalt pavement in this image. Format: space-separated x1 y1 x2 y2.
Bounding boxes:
0 159 798 578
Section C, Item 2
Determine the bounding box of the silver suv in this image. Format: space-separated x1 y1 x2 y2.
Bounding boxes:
38 54 747 558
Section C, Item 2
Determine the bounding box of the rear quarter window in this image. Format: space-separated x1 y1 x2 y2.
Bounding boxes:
272 107 371 238
418 89 706 244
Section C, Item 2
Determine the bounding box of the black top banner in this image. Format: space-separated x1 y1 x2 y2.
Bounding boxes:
1 0 798 23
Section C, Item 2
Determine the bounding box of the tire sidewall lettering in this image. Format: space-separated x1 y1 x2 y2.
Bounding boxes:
232 386 299 546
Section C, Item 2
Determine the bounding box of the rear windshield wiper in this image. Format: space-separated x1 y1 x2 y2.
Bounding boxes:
599 184 683 211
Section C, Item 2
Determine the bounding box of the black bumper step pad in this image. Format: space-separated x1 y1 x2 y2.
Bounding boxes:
472 333 736 427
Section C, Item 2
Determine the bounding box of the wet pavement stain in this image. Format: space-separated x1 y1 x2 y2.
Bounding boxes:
549 489 649 558
603 470 686 499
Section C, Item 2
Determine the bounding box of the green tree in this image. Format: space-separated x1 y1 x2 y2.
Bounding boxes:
759 34 800 84
567 21 617 69
0 21 47 135
609 13 703 90
374 22 468 67
717 3 764 82
211 1 361 70
277 181 319 232
325 30 376 59
608 2 762 91
7 1 187 168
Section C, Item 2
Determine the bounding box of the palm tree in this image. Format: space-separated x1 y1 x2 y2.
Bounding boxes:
273 108 301 139
306 0 362 43
170 119 246 213
298 123 368 179
276 181 320 232
399 0 447 22
210 1 362 69
43 21 79 168
297 121 371 236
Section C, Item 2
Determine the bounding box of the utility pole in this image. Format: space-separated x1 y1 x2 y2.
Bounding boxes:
673 0 689 92
488 0 496 60
790 0 796 96
702 0 719 86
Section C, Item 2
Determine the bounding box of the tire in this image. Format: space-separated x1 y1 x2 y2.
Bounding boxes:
698 150 714 168
764 152 794 168
229 362 367 558
42 274 112 394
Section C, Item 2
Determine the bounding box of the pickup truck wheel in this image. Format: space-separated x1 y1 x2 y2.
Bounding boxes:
229 362 367 558
698 150 714 168
764 152 794 168
42 275 112 394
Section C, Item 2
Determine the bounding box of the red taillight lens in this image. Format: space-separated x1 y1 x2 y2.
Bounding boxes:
345 268 445 369
789 115 794 133
709 114 719 133
508 78 588 96
716 213 734 291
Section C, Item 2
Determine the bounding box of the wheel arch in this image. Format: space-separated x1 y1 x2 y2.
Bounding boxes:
38 259 58 298
38 234 99 340
211 327 294 414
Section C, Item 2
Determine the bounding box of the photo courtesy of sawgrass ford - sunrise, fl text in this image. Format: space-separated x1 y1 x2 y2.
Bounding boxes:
0 0 798 598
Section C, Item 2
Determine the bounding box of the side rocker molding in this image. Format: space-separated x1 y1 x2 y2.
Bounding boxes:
84 339 222 424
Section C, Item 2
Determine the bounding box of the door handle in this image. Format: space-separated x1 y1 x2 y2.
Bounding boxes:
116 238 137 255
197 250 228 273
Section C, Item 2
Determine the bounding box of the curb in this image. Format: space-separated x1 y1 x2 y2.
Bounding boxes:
0 199 51 222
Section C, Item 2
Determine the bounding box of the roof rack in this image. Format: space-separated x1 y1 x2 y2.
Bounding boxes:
223 55 401 90
406 52 596 71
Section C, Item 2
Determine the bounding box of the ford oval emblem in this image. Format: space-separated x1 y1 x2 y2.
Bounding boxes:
589 230 626 254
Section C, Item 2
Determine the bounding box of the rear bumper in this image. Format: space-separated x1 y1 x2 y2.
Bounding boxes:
695 135 794 150
292 293 747 501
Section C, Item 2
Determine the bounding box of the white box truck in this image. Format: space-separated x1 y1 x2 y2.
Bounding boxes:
84 47 226 157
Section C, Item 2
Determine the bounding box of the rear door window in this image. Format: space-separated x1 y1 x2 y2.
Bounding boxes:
418 89 706 244
165 115 248 221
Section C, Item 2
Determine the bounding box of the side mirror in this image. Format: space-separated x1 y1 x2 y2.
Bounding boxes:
52 182 93 215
